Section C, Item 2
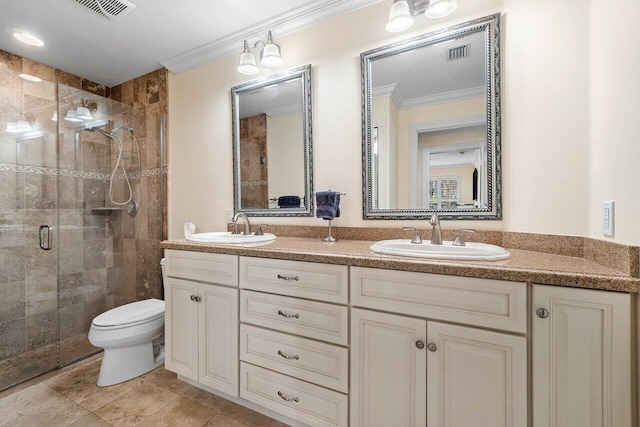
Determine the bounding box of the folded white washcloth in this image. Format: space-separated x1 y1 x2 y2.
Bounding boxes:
184 222 196 238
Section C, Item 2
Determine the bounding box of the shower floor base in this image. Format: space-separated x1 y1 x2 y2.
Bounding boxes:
0 334 100 392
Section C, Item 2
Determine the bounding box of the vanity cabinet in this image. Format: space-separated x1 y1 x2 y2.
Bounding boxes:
239 256 349 427
161 247 638 427
350 267 528 427
532 284 633 427
164 250 239 397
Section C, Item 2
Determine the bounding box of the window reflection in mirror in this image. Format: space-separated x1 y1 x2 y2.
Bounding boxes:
363 14 501 220
232 65 313 217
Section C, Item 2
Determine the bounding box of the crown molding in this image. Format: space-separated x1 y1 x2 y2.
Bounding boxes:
264 103 303 118
400 86 485 110
373 83 404 110
161 0 379 74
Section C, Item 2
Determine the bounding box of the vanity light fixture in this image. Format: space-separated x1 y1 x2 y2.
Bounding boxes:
386 0 458 32
75 107 93 120
64 110 83 123
237 30 283 75
64 99 97 122
5 121 33 133
13 31 44 47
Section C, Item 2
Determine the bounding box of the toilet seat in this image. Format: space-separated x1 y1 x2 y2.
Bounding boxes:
92 298 165 330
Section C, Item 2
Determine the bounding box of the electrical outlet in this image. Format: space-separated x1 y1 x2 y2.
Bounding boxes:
225 209 234 223
602 201 614 236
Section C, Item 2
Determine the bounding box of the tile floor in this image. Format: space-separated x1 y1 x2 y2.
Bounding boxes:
0 357 287 427
0 334 99 392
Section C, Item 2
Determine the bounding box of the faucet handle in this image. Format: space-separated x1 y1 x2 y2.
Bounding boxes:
453 229 476 246
255 224 268 236
403 227 423 244
429 212 440 226
229 222 241 235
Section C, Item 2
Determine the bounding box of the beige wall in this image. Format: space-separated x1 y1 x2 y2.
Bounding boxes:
588 0 640 244
266 113 305 206
168 0 640 245
372 95 399 207
430 166 476 205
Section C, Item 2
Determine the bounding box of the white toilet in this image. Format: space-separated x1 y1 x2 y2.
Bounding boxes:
88 259 166 387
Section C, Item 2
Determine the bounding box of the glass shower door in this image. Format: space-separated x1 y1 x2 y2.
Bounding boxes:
0 67 59 390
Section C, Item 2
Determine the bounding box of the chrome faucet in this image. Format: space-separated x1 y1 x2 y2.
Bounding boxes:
232 212 252 235
453 229 476 246
403 227 423 244
429 213 442 245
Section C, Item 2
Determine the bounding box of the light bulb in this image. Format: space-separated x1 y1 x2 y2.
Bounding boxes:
386 0 414 33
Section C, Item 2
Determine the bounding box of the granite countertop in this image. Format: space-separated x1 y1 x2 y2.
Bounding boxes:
161 236 640 293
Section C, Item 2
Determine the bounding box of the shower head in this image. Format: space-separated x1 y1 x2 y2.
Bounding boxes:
110 125 134 137
84 125 112 139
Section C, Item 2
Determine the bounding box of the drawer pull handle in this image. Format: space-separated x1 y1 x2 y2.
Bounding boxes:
277 350 300 360
277 391 299 403
277 310 300 319
277 274 299 281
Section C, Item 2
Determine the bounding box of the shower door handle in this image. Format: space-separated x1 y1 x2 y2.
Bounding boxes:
39 225 52 251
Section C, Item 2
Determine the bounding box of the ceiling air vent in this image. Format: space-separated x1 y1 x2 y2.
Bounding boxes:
447 44 470 61
74 0 136 21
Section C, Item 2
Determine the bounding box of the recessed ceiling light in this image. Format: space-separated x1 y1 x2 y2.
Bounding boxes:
19 73 42 82
13 32 44 47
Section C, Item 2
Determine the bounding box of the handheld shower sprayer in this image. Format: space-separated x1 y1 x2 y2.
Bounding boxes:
83 124 140 214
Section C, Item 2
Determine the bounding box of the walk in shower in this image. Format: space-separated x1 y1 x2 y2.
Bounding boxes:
0 65 165 391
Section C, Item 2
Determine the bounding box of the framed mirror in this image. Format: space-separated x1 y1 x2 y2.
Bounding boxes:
362 14 501 220
232 64 313 217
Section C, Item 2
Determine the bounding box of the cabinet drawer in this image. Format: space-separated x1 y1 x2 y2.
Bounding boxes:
240 363 348 427
239 257 348 304
240 324 348 393
165 249 238 286
240 290 348 345
351 267 527 333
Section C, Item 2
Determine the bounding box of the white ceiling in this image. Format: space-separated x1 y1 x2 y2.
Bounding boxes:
0 0 375 87
372 29 485 104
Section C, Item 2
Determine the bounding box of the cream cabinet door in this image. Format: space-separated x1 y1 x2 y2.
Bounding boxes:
532 284 632 427
165 277 199 380
426 321 527 427
198 284 238 396
350 308 427 427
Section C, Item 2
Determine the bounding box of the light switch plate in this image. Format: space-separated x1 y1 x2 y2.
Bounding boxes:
602 201 614 236
225 208 234 223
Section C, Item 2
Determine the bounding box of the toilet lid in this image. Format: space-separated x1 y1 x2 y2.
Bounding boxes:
93 298 165 327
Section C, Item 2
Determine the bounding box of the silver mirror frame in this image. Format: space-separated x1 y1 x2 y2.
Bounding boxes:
231 64 313 217
361 14 501 220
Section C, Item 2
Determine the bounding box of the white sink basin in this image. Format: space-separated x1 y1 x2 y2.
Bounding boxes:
186 232 276 244
370 239 510 261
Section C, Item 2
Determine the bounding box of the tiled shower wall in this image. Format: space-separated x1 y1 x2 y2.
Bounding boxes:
110 68 168 306
240 114 268 208
0 49 168 372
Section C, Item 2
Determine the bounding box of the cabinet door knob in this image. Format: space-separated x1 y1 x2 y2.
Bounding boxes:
427 343 437 352
195 296 202 302
190 295 196 301
415 341 425 349
536 308 549 318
